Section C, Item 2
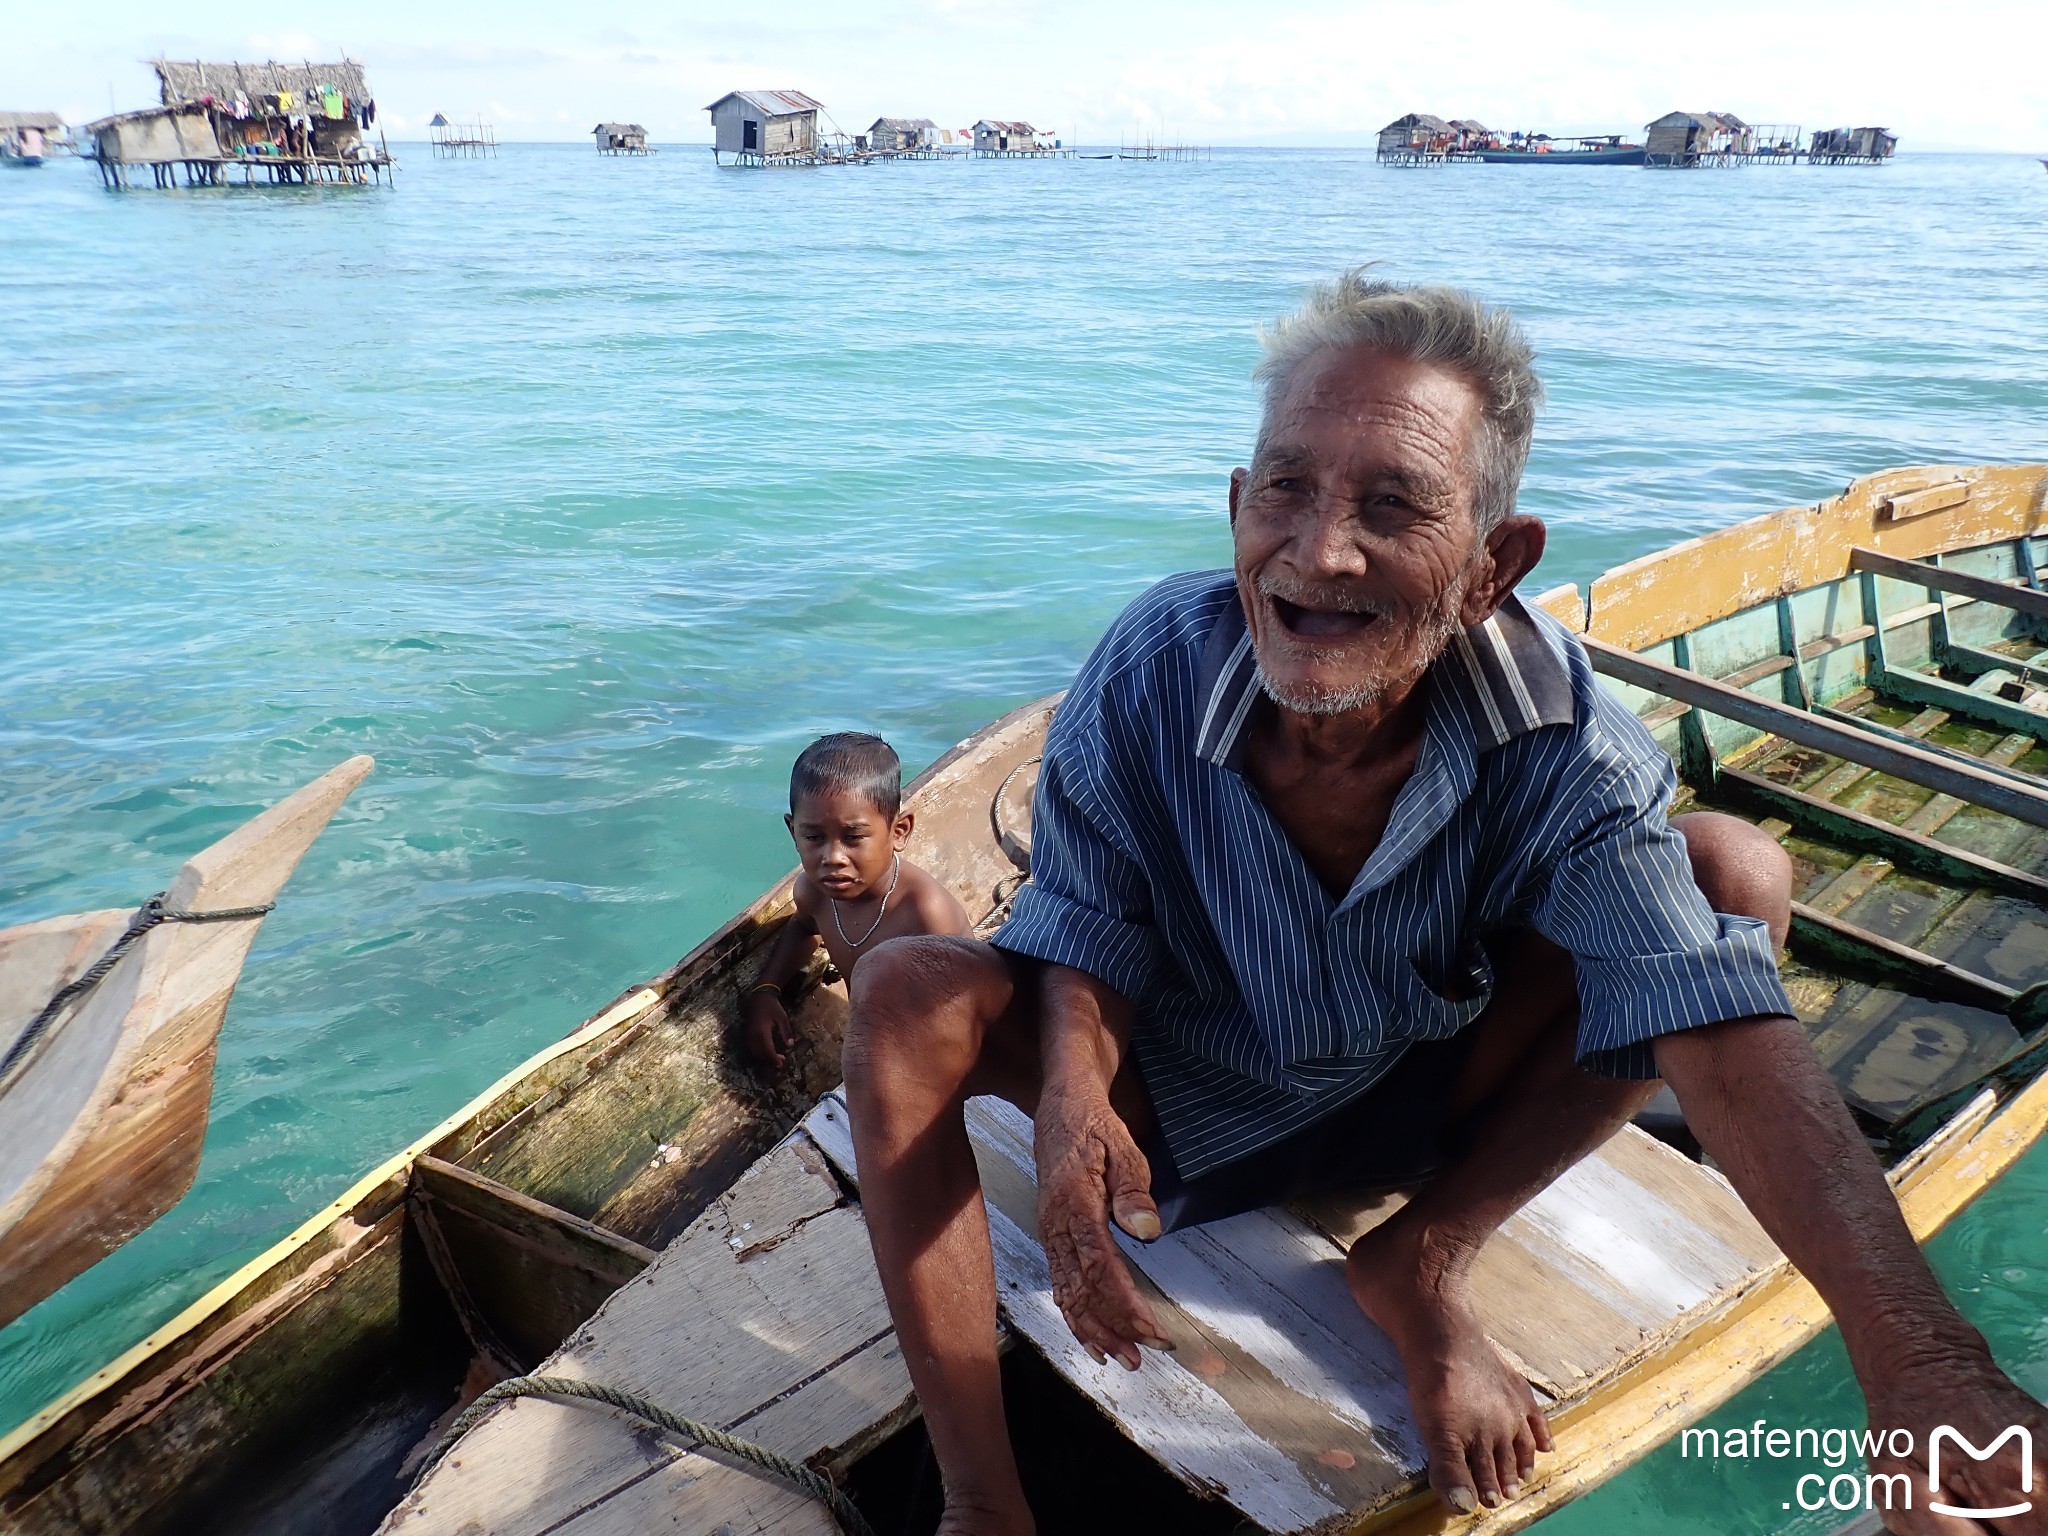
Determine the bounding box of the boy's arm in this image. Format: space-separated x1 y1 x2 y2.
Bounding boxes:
745 902 819 1071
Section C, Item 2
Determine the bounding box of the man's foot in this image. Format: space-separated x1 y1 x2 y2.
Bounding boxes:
1346 1219 1552 1512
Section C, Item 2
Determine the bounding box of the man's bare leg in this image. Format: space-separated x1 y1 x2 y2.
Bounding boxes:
1346 811 1792 1513
841 936 1045 1536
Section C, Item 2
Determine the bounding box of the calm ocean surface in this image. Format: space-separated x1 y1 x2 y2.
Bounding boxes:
2 142 2045 1527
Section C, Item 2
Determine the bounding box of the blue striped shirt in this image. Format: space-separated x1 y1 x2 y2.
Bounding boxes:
992 571 1793 1180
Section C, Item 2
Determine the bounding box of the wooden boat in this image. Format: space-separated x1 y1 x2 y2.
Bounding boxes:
9 463 2048 1536
1474 136 1646 166
0 756 372 1330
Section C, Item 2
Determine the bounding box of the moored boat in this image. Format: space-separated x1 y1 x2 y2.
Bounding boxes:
9 464 2048 1535
1475 136 1646 165
0 757 372 1330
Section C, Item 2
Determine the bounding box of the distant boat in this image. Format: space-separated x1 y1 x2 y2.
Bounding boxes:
0 756 370 1328
1477 137 1647 165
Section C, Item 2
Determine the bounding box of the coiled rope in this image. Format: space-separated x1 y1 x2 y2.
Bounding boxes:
415 1374 876 1536
0 892 275 1094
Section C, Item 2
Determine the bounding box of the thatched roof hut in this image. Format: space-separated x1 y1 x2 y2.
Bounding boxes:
152 59 373 112
1377 112 1452 154
0 111 64 157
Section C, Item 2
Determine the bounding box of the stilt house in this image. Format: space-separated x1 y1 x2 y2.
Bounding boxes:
972 120 1038 153
1376 112 1453 162
1644 110 1752 166
867 117 936 153
594 123 649 154
1809 126 1897 163
1447 118 1492 151
0 112 65 158
705 90 822 162
87 59 390 187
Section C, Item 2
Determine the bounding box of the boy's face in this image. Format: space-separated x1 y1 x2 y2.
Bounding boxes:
786 788 912 900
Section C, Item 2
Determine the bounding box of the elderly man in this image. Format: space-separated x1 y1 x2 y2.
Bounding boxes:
844 272 2046 1534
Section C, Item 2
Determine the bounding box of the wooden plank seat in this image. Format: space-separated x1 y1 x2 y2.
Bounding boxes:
800 1090 1777 1534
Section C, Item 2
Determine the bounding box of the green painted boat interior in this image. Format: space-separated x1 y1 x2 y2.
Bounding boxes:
1602 531 2048 1158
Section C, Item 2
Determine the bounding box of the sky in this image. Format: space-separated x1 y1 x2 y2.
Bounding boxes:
7 0 2044 149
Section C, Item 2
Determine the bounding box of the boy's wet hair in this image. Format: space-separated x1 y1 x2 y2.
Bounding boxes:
790 733 902 821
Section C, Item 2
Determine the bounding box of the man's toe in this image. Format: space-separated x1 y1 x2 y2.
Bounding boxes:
1466 1439 1505 1507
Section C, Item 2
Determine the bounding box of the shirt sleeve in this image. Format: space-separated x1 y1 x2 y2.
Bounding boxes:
1532 748 1796 1078
990 727 1162 1002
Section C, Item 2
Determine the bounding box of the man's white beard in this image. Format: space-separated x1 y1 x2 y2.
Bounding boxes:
1254 575 1467 718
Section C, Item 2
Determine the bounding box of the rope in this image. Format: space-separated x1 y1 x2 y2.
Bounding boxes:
415 1374 876 1536
989 755 1041 874
0 892 275 1091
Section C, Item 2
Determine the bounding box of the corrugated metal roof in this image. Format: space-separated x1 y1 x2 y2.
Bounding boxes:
974 120 1036 134
704 90 823 118
0 110 65 130
870 117 936 131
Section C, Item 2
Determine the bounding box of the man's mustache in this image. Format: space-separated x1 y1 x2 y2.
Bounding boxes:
1255 572 1387 619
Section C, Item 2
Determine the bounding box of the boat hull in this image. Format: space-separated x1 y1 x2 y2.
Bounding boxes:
0 756 372 1327
1475 147 1646 165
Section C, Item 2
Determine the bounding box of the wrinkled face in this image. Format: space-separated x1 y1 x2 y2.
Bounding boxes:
1230 347 1488 716
787 788 908 901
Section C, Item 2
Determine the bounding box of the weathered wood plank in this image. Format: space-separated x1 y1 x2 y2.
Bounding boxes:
810 1093 1393 1527
1585 465 2048 651
1584 635 2048 829
410 1156 655 1370
1718 766 2048 903
1852 545 2048 624
383 1136 910 1536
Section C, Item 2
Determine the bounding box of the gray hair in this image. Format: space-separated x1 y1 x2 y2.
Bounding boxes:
1253 269 1544 534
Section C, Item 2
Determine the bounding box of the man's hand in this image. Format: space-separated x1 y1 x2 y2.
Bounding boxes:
1863 1352 2048 1534
1033 1080 1172 1370
745 991 794 1072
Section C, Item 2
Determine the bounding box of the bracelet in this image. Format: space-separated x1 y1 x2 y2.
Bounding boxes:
747 981 783 996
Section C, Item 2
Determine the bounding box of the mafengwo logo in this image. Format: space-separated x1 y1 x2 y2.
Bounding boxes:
1928 1425 2033 1520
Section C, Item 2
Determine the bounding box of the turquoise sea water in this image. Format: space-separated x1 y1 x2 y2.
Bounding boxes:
2 143 2046 1526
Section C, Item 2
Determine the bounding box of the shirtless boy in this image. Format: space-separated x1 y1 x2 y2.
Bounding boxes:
745 732 971 1071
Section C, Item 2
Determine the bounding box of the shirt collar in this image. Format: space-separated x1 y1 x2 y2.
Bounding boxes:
1192 583 1575 771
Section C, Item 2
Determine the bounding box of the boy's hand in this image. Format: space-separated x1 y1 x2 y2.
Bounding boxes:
745 991 795 1072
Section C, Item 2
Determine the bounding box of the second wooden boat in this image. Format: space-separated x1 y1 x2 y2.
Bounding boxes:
0 756 372 1329
7 464 2048 1536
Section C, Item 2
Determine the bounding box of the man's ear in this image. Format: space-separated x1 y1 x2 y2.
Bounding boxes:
892 810 915 848
1228 467 1248 531
1459 515 1547 626
783 813 796 837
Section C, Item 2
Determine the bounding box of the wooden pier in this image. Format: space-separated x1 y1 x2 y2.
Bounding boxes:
430 114 496 158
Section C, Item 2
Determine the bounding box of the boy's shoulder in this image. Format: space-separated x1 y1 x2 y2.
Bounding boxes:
899 857 971 931
788 869 825 917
